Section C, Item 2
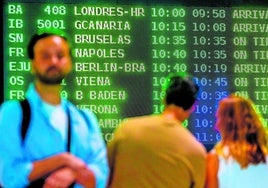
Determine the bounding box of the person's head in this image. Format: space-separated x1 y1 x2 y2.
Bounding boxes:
27 30 72 85
215 94 268 167
163 73 199 111
162 73 199 121
215 94 266 143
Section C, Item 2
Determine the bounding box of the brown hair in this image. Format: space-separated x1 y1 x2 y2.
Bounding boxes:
215 94 268 168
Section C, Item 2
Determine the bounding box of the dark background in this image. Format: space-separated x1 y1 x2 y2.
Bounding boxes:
2 0 268 102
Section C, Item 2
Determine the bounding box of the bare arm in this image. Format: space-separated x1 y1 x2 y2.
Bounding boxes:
43 165 96 188
205 152 219 188
28 152 88 183
75 167 96 188
43 167 76 188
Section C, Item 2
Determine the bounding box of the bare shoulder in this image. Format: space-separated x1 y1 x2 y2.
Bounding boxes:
207 150 218 163
206 149 220 171
205 150 219 188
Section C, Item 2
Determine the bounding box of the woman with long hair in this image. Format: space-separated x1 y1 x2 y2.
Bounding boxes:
206 94 268 188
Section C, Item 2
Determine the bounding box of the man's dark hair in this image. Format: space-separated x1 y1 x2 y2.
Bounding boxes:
27 30 69 59
164 73 199 110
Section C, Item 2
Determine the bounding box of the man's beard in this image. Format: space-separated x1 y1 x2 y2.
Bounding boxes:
35 68 65 85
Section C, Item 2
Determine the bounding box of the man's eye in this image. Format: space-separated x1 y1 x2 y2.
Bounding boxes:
58 54 64 59
42 54 50 59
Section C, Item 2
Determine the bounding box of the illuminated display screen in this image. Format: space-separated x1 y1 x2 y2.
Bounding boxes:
2 0 268 149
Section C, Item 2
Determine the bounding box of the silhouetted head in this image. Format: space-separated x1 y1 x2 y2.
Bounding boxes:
163 73 199 110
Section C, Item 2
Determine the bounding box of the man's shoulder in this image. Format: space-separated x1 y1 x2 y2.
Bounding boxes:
125 114 158 124
0 100 22 130
177 128 207 156
0 100 21 113
65 100 90 111
65 100 99 128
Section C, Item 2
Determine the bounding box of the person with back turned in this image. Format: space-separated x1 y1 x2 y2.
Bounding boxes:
0 30 109 188
107 73 207 188
206 94 268 188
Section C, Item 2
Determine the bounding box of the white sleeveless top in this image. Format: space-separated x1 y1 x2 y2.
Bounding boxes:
218 152 268 188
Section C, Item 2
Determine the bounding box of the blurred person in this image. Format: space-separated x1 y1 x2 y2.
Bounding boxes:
206 94 268 188
107 73 207 188
0 30 109 188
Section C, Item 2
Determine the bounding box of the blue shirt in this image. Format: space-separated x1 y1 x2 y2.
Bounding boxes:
0 84 109 188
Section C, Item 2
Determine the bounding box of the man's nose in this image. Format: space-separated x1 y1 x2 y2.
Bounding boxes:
50 55 59 64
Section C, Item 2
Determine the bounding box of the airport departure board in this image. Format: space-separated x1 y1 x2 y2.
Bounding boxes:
3 1 268 149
